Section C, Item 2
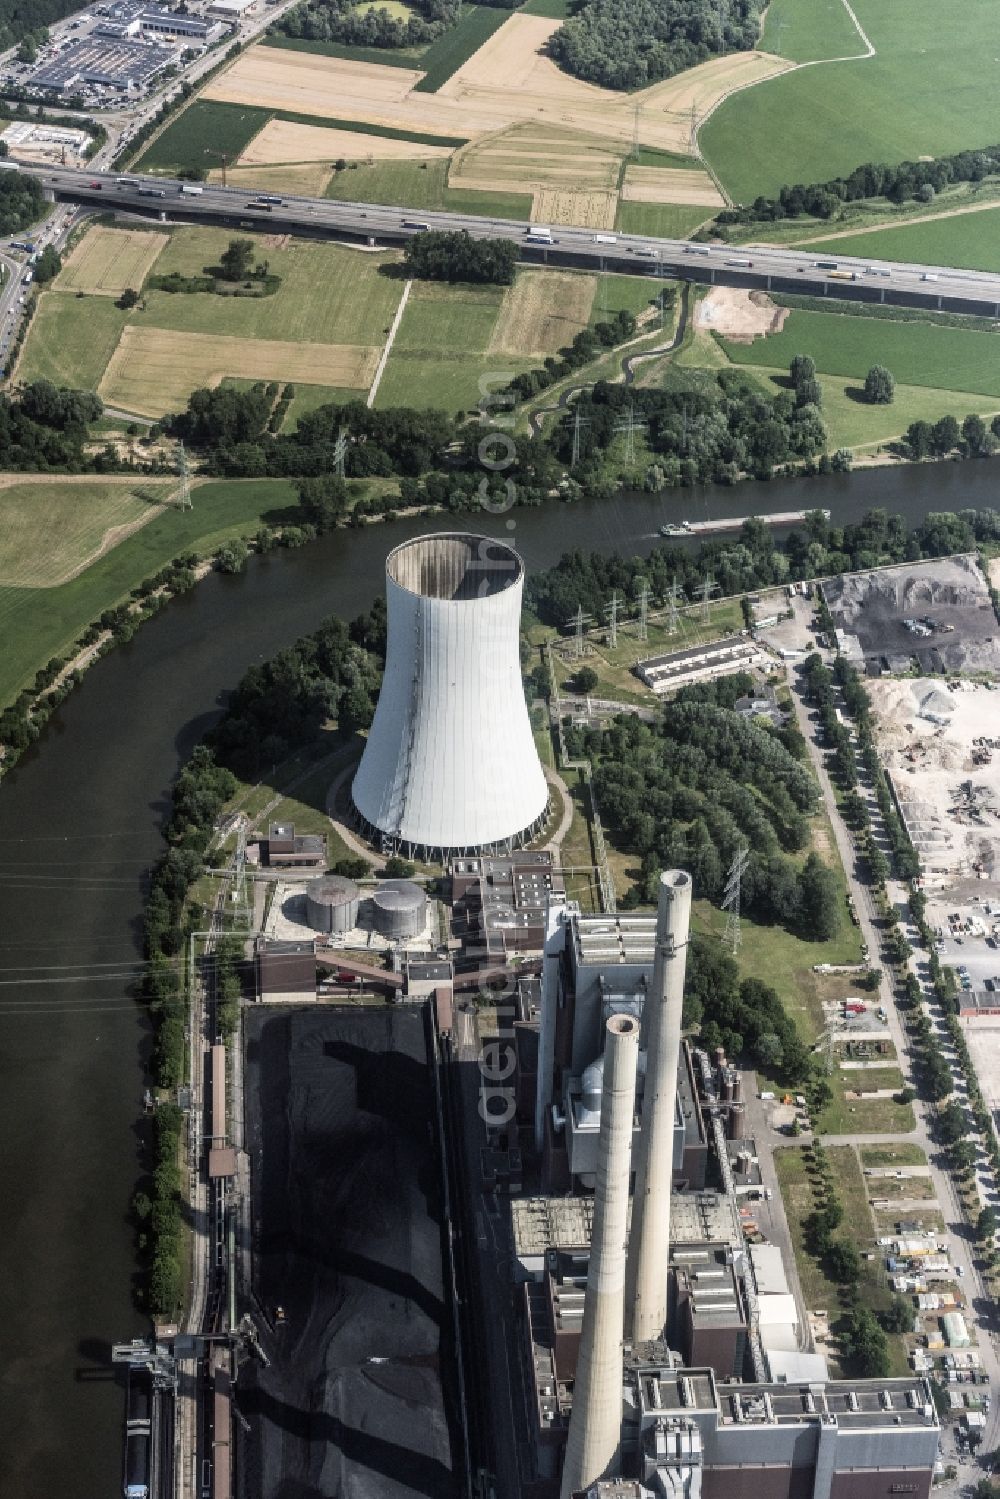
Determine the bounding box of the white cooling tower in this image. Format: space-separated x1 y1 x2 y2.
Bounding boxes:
351 533 549 859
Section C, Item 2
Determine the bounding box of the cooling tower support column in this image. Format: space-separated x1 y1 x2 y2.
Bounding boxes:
560 1014 640 1499
625 869 692 1346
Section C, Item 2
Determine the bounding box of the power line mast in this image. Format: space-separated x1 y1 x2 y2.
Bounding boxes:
688 102 698 153
570 407 590 469
334 426 348 480
722 844 750 955
632 102 641 159
231 817 252 931
607 590 619 650
698 572 716 625
636 577 649 643
177 439 192 511
572 605 585 661
666 576 682 635
615 406 647 466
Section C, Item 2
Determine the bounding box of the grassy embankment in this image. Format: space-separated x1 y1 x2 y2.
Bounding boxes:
702 0 1000 202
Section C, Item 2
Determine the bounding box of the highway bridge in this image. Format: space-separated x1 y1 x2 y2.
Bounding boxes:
26 163 1000 318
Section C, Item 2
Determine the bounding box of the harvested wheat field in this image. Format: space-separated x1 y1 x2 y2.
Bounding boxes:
0 475 177 587
210 162 335 196
450 122 621 196
621 164 723 207
488 269 595 357
205 36 783 154
59 227 168 297
532 188 617 228
240 116 453 166
696 286 789 343
99 326 379 417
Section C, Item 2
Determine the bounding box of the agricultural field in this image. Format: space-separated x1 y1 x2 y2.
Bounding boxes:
0 476 177 588
413 5 513 93
261 33 424 69
620 164 723 208
533 189 617 229
758 0 866 65
374 278 527 410
136 100 270 174
238 116 454 166
0 478 300 708
280 383 369 430
615 203 715 239
451 121 621 200
805 205 1000 277
488 270 596 357
720 306 1000 399
58 227 168 297
702 0 1000 203
99 327 379 418
323 157 532 219
18 227 405 417
206 32 790 157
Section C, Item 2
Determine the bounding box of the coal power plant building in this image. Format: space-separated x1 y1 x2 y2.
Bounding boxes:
352 534 549 859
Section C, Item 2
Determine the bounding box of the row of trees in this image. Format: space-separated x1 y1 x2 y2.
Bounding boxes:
505 305 642 402
527 506 1000 627
548 0 763 91
403 230 519 285
906 411 1000 461
0 168 45 236
0 377 103 469
717 142 1000 225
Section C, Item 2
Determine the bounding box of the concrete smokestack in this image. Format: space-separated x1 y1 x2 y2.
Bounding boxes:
625 869 692 1345
560 1014 640 1499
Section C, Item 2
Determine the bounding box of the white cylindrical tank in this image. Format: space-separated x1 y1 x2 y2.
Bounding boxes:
371 879 426 939
351 533 549 858
304 875 360 935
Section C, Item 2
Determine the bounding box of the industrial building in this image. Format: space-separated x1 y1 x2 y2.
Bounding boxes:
261 821 326 870
28 36 175 93
452 851 565 960
635 637 767 695
482 873 942 1499
352 534 549 859
303 874 360 935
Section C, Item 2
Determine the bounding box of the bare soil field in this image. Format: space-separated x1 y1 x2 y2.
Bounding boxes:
210 162 335 196
240 116 453 165
695 286 788 342
205 37 789 155
99 326 379 417
488 268 595 356
533 188 617 228
59 227 168 296
621 164 724 207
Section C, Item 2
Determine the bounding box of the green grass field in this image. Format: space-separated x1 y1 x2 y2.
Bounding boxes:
736 366 998 448
859 1143 928 1168
324 158 532 219
721 307 1000 399
375 278 533 409
702 0 1000 203
817 1065 914 1135
759 0 865 64
18 293 129 390
261 32 424 68
136 101 270 174
0 479 299 707
413 6 512 92
807 206 1000 276
280 384 365 430
588 272 663 324
0 479 176 587
615 202 713 239
521 0 572 13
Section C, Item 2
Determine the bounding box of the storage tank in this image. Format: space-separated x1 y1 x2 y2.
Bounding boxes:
371 879 426 939
305 875 360 935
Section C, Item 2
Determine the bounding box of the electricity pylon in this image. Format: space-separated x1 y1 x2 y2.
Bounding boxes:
722 844 750 955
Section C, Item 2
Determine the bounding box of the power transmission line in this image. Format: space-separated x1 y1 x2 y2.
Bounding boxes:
614 406 647 466
722 844 750 955
570 407 590 469
607 590 619 650
636 577 649 642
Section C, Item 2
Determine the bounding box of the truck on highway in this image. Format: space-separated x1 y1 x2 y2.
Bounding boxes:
684 245 711 256
725 257 753 267
828 270 858 281
138 187 165 198
815 261 838 271
593 233 618 245
402 218 431 231
526 226 554 244
180 183 204 195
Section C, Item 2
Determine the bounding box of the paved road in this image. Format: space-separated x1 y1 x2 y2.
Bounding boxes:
24 164 1000 317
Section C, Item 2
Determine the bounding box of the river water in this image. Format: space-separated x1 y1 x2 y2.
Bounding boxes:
0 459 992 1494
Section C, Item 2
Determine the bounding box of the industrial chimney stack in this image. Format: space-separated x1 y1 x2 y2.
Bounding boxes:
560 1013 640 1499
625 869 692 1345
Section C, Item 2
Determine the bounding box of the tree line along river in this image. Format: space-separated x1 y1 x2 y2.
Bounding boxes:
0 460 989 1496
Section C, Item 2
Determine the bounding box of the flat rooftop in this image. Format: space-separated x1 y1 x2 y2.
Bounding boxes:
512 1190 739 1259
571 913 657 967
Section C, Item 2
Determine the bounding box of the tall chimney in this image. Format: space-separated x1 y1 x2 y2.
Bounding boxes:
560 1013 640 1499
535 895 568 1154
625 869 692 1345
